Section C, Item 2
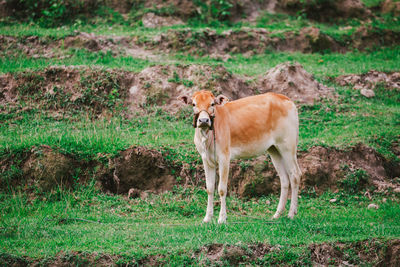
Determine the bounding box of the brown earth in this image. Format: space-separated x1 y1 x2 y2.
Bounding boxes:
278 0 372 22
194 239 400 266
2 143 399 197
258 62 334 104
229 143 400 198
144 27 345 55
127 64 254 113
2 27 399 61
335 70 400 91
382 0 400 16
1 239 399 266
1 63 333 117
0 66 134 116
310 239 400 266
0 239 398 266
0 0 375 23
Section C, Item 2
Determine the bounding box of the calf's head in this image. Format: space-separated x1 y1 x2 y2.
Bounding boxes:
179 90 229 130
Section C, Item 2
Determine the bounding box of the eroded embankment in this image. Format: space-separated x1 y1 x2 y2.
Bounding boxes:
1 239 399 266
2 25 400 58
0 63 335 118
1 142 399 197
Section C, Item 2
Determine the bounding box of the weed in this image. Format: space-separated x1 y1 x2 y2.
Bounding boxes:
339 166 370 194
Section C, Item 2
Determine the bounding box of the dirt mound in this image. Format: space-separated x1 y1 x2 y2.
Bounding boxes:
0 251 122 266
352 26 400 51
336 70 400 92
145 27 344 55
228 144 400 198
382 0 400 16
310 239 400 266
196 243 272 265
0 66 134 115
0 146 86 192
63 32 118 52
258 62 334 104
128 64 253 113
1 63 334 116
278 0 371 22
0 35 58 59
106 146 177 194
1 145 180 194
142 12 184 28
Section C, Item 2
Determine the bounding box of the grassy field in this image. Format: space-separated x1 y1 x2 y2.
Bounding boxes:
1 2 400 265
1 186 399 265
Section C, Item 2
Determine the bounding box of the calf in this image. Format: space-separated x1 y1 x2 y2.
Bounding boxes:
179 90 301 223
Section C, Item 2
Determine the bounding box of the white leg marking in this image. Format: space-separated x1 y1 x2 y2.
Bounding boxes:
268 147 290 219
217 158 229 224
279 147 302 219
203 160 216 223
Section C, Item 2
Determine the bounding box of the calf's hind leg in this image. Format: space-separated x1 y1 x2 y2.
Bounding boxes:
277 145 301 219
268 146 290 219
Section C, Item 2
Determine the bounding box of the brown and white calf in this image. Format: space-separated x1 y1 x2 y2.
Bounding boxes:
179 90 301 223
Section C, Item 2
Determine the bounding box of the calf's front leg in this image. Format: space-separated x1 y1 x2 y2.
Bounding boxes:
203 160 216 223
218 157 229 224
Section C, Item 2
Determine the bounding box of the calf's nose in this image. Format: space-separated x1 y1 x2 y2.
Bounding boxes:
198 118 210 124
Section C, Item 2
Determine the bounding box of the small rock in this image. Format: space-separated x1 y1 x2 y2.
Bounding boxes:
368 203 379 210
360 88 375 98
383 198 387 203
330 198 337 203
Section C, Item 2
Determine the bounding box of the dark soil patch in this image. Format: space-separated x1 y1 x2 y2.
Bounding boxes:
1 239 398 266
229 143 400 198
196 243 271 265
144 27 345 55
0 66 134 116
278 0 371 22
310 239 400 266
141 27 400 55
105 146 177 194
0 145 180 195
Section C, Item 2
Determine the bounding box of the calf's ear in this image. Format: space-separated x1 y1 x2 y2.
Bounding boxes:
178 95 192 105
214 95 229 106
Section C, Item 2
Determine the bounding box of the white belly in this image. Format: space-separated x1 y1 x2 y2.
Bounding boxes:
230 138 274 160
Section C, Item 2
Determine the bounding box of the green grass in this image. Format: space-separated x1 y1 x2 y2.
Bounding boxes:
1 10 400 265
2 46 400 79
0 185 399 264
1 83 399 163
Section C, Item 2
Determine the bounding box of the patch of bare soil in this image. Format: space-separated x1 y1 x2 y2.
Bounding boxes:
258 62 334 104
382 0 400 16
2 63 333 117
0 145 180 195
352 26 400 51
105 146 177 194
310 239 400 266
21 146 79 191
0 66 135 115
0 35 59 59
278 0 371 22
127 64 253 113
0 251 125 267
145 27 344 55
336 70 400 91
228 144 400 198
195 243 272 265
142 12 184 28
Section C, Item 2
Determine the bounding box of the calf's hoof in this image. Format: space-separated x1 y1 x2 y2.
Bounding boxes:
203 215 213 223
217 215 227 224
